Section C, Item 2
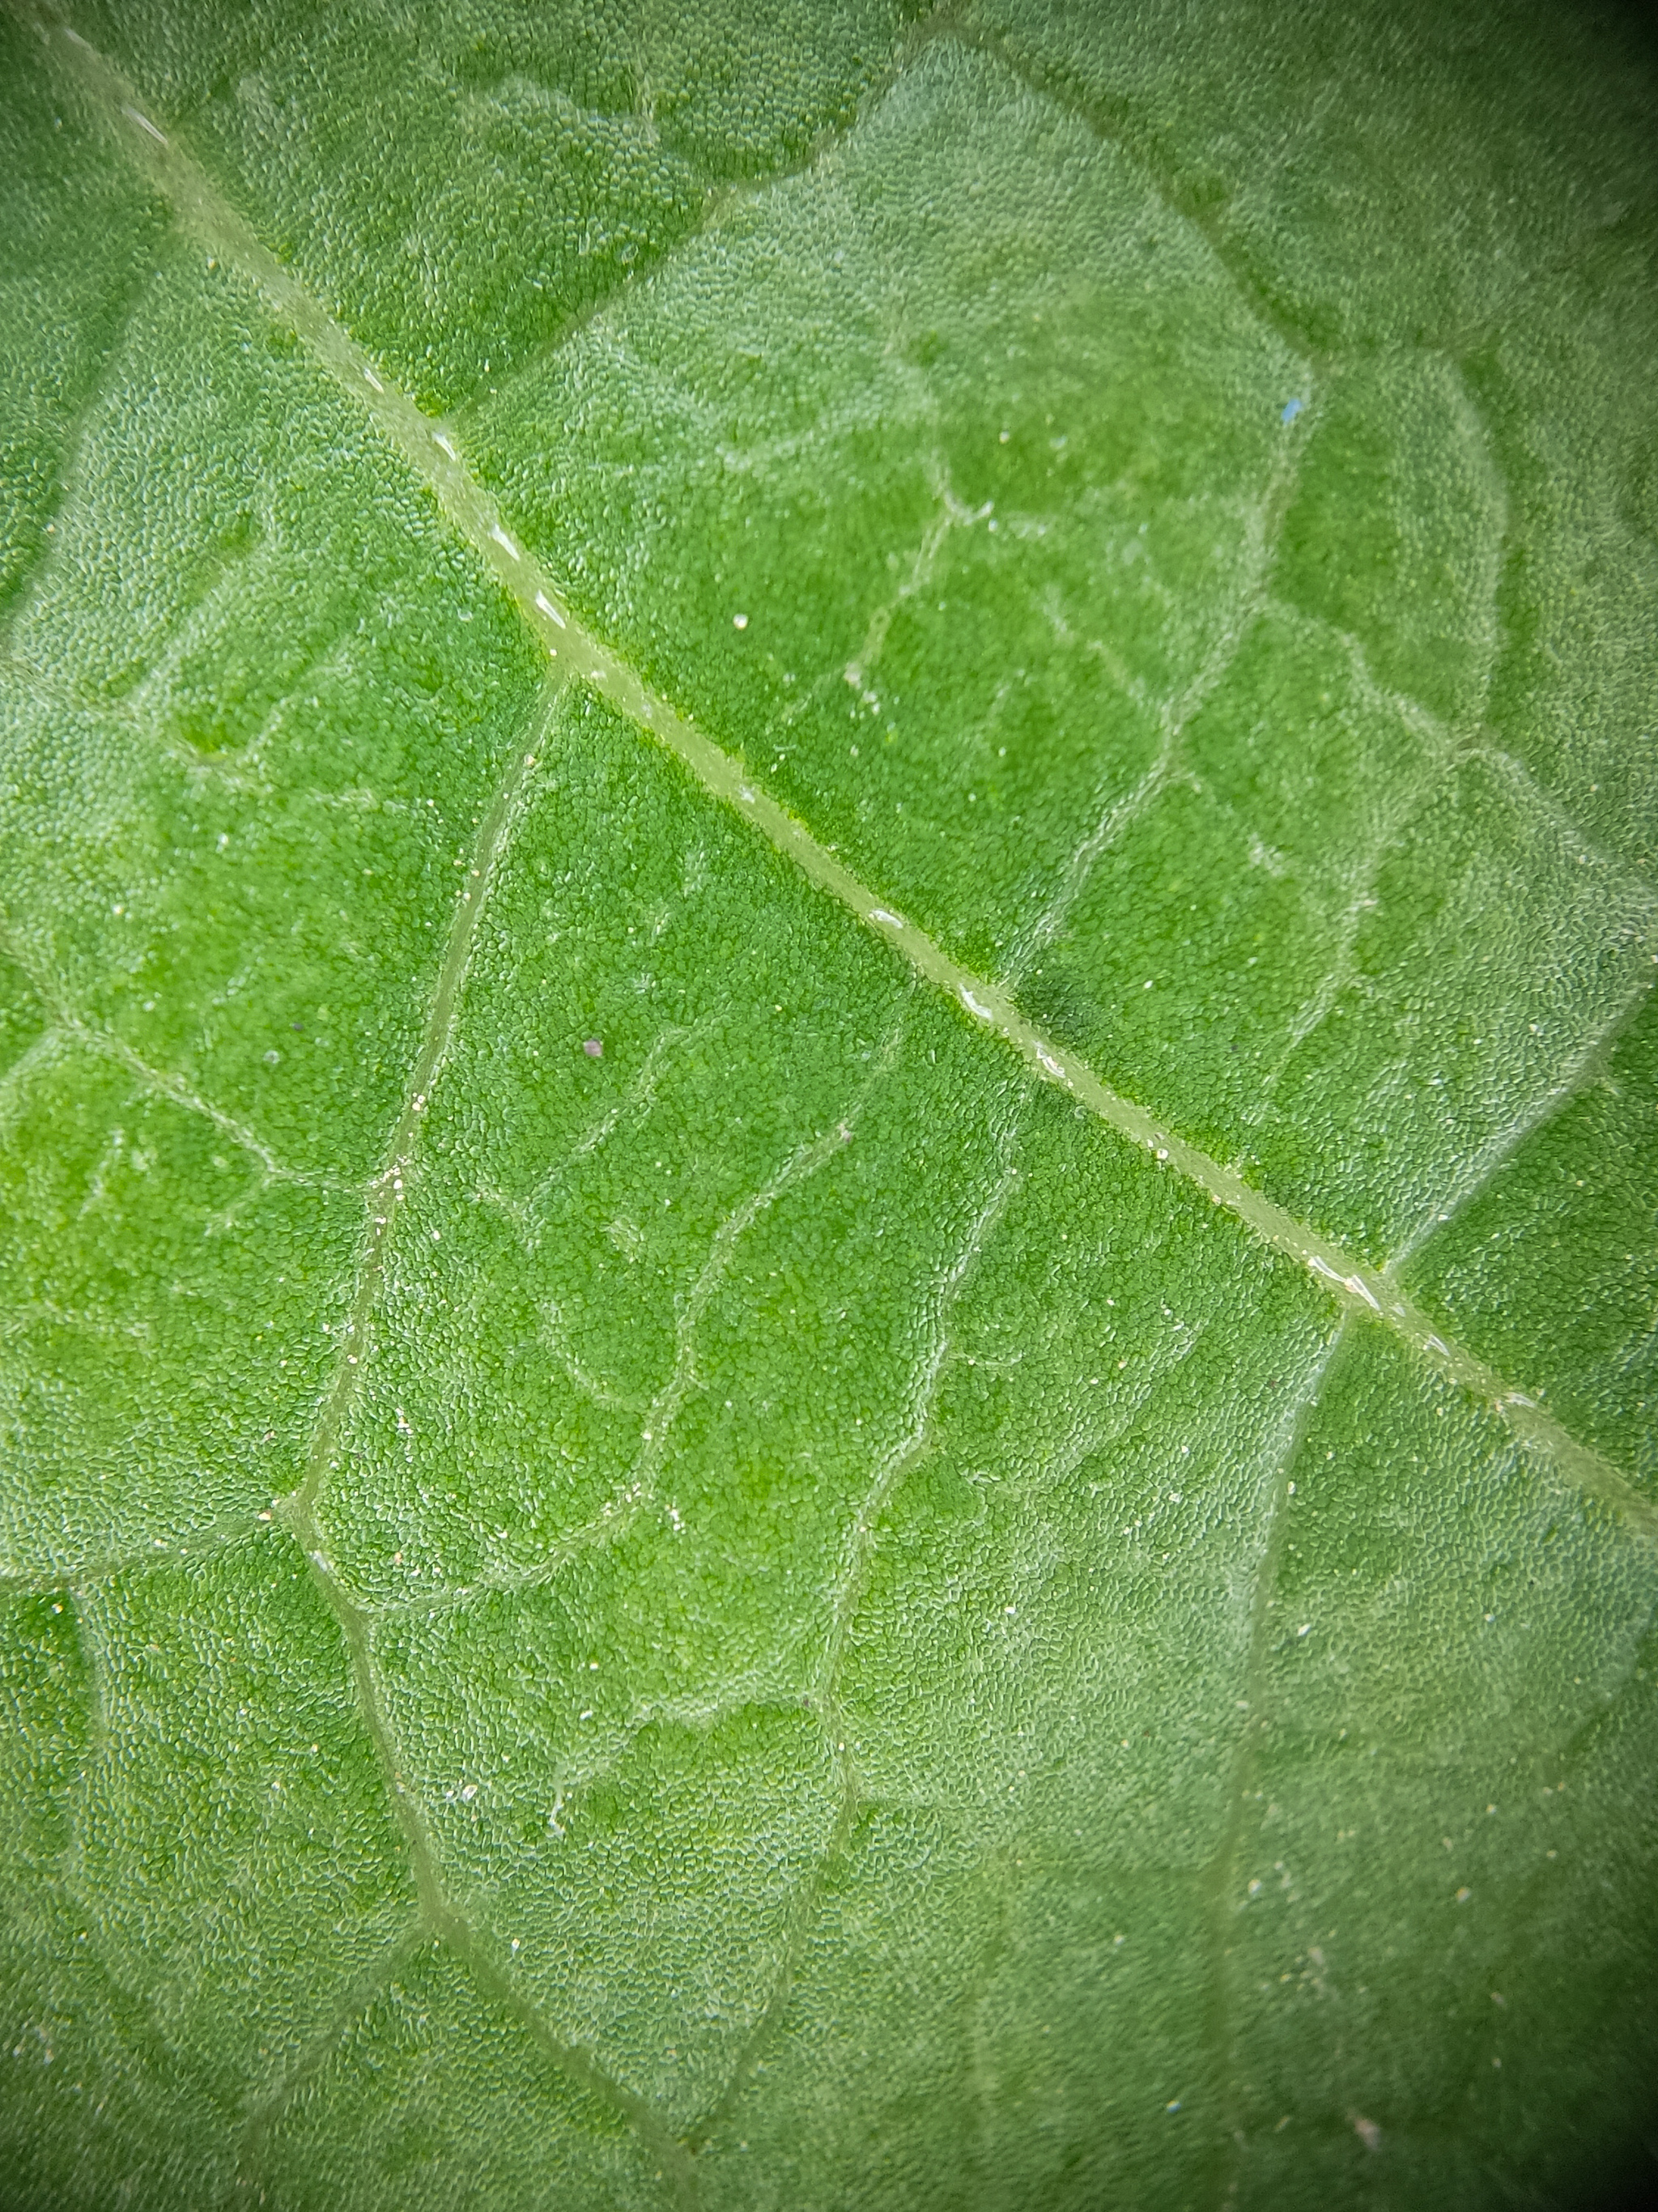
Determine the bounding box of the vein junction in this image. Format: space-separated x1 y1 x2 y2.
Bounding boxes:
27 8 1658 1556
11 8 1658 2190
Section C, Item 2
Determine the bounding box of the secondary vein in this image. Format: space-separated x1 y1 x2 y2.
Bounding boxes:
31 6 1656 1551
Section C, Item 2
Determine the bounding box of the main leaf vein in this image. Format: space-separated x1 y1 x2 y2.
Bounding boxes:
30 6 1658 1572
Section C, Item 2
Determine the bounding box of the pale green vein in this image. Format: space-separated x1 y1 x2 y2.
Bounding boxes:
369 1013 907 1621
0 1508 273 1597
27 6 1658 1555
244 655 696 2194
1005 432 1308 990
689 1117 1025 2150
233 1919 428 2173
280 690 550 1531
1388 972 1656 1271
1201 1322 1348 2209
0 943 352 1192
0 544 695 2180
256 1525 697 2203
945 8 1323 370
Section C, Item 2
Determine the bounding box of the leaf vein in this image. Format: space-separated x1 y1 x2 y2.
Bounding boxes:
40 12 1658 1554
689 1113 1023 2146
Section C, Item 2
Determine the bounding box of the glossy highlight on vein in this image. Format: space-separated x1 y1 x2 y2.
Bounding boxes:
29 2 1653 1546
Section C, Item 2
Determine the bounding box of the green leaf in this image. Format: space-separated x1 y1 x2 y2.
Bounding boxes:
2 2 1656 2206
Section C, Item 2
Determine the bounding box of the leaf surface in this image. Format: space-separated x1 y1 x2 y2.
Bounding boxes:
2 4 1656 2208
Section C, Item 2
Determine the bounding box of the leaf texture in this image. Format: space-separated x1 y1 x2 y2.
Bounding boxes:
1 3 1656 2208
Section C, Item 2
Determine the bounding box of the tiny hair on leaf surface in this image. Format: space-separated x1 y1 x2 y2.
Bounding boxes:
1 2 1656 2209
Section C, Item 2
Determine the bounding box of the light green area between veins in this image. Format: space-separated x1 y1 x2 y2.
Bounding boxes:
26 0 1655 1553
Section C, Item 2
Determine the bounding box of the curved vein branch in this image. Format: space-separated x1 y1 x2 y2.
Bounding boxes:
34 6 1656 1565
690 1120 1023 2149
